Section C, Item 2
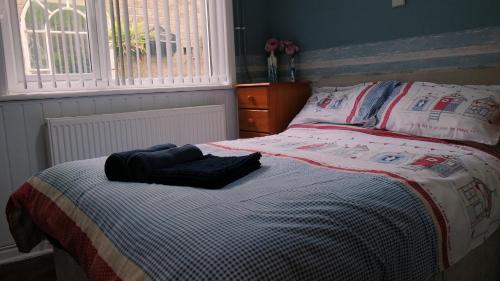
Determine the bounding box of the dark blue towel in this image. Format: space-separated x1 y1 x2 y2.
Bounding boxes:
105 144 176 181
127 144 204 180
147 152 262 189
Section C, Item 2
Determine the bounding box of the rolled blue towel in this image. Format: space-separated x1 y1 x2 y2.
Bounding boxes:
128 144 204 180
105 143 176 181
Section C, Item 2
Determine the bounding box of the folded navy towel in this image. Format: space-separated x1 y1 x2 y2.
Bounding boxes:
105 143 176 181
128 144 204 180
146 152 262 189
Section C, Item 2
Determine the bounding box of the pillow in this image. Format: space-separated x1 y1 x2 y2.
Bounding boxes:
289 81 400 126
376 82 500 145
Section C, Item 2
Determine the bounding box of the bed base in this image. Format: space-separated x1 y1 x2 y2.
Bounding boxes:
428 229 500 281
53 229 500 281
53 247 88 281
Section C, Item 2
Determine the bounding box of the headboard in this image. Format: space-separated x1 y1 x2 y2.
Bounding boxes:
315 67 500 87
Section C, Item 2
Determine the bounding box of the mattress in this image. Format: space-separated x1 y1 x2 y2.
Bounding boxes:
6 124 500 281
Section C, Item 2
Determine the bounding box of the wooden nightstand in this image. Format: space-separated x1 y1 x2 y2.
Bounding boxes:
236 82 311 138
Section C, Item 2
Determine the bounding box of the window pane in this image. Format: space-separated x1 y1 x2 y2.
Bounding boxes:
106 0 208 82
24 2 46 30
26 31 49 71
7 0 228 92
17 0 92 75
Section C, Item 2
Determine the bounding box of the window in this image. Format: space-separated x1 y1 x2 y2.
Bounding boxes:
20 0 91 75
0 0 233 93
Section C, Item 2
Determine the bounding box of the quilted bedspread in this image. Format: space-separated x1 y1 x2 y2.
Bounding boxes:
6 124 500 281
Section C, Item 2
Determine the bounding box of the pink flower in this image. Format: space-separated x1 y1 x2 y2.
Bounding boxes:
282 40 294 46
285 44 300 57
265 38 280 53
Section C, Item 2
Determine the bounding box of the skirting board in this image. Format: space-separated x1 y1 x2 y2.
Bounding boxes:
0 240 52 265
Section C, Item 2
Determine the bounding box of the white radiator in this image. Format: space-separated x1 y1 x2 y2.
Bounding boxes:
46 105 226 166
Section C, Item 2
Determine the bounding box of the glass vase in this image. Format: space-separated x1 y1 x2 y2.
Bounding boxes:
289 57 296 82
267 51 278 83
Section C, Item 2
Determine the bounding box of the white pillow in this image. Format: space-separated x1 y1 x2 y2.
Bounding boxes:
290 81 399 126
376 82 500 145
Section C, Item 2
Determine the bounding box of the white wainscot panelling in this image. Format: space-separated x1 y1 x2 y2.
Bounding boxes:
0 89 237 261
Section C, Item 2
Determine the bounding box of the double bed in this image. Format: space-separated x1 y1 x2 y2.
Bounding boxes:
6 68 500 281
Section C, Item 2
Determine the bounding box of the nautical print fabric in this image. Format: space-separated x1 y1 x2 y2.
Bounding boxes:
216 124 500 267
6 124 500 281
289 81 399 126
376 82 500 145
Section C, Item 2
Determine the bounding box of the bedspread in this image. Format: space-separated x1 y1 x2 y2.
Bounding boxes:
6 124 500 281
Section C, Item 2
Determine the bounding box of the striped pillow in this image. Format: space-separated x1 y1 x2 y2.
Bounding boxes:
376 82 500 145
289 81 399 126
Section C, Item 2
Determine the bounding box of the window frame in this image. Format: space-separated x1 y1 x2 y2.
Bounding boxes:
0 0 236 97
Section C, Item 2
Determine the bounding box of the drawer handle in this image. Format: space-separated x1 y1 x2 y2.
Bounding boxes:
247 118 254 124
247 95 255 102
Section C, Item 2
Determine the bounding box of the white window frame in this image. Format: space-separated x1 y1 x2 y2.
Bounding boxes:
0 0 235 96
20 1 90 74
18 0 99 89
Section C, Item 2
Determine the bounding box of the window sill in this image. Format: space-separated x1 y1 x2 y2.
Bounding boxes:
0 84 235 102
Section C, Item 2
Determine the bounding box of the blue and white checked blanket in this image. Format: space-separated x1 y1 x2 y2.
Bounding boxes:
7 124 500 281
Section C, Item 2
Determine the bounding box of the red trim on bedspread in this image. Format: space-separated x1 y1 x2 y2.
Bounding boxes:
289 123 451 142
208 142 451 269
288 124 500 160
7 182 122 281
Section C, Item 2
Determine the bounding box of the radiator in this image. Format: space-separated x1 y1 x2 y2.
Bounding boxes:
46 105 226 166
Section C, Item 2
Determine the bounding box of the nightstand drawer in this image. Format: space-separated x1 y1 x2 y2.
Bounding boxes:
237 87 269 109
239 110 270 132
239 131 271 138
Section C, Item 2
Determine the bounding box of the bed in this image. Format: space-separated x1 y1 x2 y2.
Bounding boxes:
6 68 500 281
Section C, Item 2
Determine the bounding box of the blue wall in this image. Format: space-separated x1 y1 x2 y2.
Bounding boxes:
233 0 270 56
234 0 500 82
262 0 500 52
